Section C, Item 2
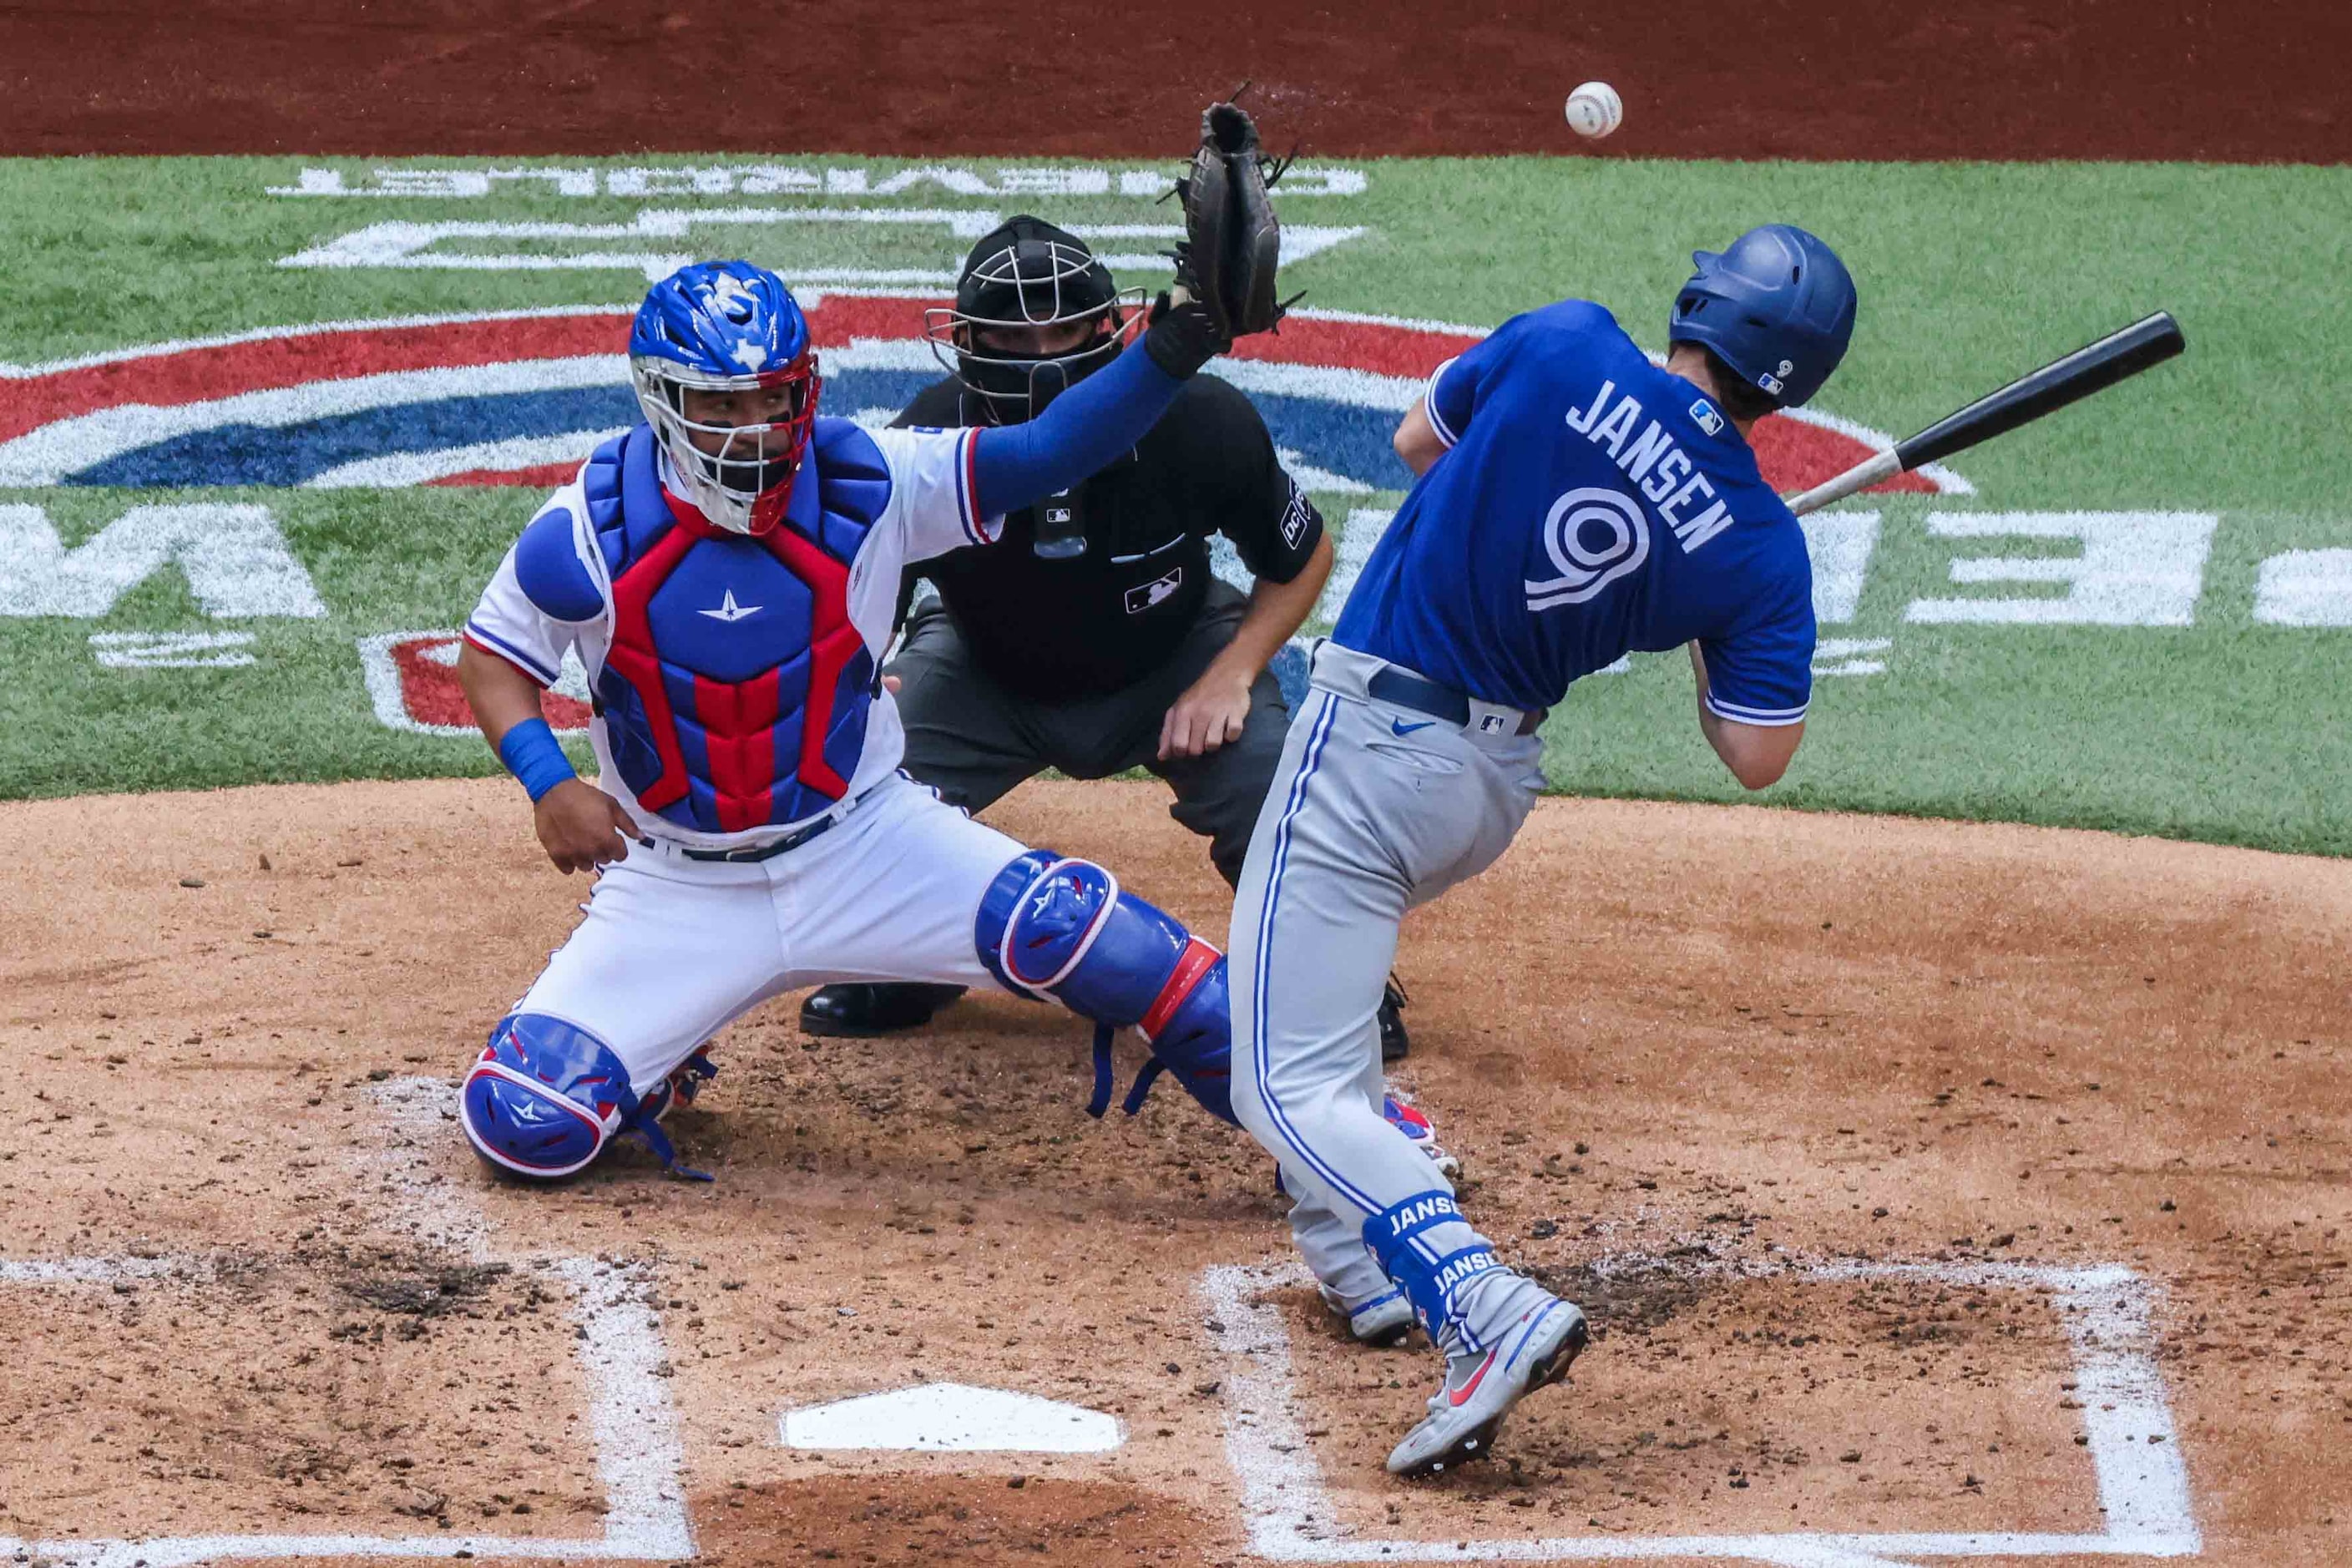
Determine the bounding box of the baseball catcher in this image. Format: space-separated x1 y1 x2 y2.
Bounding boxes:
453 101 1288 1183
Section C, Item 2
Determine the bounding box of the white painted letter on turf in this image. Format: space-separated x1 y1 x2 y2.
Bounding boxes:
1906 511 2217 626
2253 548 2352 626
1800 509 1879 625
0 503 326 619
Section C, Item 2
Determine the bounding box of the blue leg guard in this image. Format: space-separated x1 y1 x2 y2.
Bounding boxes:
975 850 1235 1124
1364 1191 1506 1340
460 1014 716 1182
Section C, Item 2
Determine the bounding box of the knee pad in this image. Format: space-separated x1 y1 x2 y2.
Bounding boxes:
976 851 1234 1124
459 1014 716 1182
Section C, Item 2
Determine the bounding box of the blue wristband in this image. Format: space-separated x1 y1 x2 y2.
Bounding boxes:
498 717 578 802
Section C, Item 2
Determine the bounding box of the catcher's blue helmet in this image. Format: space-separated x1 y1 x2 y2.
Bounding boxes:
1669 225 1856 409
629 260 821 534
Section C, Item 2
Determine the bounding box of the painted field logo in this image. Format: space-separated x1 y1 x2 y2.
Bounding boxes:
0 297 1972 729
359 630 592 737
0 296 1965 498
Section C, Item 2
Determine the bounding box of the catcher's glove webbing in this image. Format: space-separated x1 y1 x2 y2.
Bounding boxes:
1144 92 1295 378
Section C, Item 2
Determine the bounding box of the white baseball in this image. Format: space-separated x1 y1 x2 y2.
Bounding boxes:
1565 81 1623 139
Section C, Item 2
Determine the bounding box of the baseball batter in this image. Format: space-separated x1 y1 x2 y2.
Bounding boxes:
1227 225 1860 1474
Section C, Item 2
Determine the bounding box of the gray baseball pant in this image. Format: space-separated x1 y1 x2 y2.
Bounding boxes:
888 583 1288 889
1231 643 1553 1348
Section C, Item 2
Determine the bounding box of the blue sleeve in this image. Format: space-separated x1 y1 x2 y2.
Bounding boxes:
1429 304 1620 448
1423 336 1501 449
512 502 603 622
1699 555 1815 727
969 339 1186 519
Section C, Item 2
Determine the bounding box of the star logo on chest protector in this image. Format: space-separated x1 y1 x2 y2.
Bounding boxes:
699 589 761 623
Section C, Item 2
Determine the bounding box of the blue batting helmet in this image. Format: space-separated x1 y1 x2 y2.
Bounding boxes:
629 260 822 535
1668 225 1856 408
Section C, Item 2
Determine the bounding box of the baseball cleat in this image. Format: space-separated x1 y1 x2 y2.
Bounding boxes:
1322 1282 1416 1348
1383 1093 1461 1180
1385 1296 1588 1477
799 981 967 1037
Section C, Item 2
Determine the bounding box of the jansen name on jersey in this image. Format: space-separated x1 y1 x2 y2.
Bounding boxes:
1333 300 1816 726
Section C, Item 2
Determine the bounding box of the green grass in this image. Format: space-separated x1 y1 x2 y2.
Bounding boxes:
1 152 2345 852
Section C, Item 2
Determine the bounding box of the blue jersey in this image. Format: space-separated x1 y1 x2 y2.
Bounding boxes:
1333 300 1815 726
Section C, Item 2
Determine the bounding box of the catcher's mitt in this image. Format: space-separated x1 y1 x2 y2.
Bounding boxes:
1172 92 1294 343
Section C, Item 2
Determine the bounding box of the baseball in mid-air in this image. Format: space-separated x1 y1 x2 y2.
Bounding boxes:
1565 81 1623 139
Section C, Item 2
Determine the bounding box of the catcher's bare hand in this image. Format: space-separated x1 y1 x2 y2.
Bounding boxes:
534 778 637 874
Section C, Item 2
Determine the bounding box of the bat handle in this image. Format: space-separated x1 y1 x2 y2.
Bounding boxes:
1784 448 1901 517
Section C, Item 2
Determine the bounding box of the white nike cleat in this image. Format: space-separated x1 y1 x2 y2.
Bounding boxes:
1385 1296 1588 1477
1321 1282 1416 1348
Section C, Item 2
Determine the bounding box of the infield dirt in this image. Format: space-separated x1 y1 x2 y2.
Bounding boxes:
1 778 2345 1565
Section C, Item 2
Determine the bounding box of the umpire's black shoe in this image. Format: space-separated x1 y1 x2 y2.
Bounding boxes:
1378 974 1411 1062
800 982 968 1038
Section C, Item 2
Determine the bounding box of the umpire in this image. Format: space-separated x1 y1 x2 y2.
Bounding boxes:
802 216 1409 1057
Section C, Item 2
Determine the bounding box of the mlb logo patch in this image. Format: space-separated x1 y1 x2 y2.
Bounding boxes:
1044 504 1074 526
1125 567 1184 615
1690 398 1724 437
1478 713 1508 733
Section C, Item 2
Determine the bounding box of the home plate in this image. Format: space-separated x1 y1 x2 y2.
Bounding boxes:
779 1381 1124 1453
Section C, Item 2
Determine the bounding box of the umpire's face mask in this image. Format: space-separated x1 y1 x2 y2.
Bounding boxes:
963 316 1120 421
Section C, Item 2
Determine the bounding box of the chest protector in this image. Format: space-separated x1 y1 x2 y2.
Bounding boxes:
580 421 892 834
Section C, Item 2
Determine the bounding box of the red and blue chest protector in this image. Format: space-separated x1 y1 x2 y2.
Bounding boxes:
575 422 890 834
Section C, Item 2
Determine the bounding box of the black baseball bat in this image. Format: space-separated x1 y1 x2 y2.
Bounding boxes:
1786 311 2185 515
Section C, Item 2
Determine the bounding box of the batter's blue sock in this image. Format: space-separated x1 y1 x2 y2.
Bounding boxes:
1363 1191 1507 1352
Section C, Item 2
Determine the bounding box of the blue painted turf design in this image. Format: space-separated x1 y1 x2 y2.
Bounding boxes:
61 376 1408 491
73 386 642 487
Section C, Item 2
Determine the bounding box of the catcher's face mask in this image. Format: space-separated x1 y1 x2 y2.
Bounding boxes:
630 356 822 536
926 219 1142 423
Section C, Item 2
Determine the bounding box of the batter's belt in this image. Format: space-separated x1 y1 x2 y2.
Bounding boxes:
1309 641 1546 740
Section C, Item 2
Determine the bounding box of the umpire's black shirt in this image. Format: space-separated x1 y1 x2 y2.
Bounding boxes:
897 374 1324 701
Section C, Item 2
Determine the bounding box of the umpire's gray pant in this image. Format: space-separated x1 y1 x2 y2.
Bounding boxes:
888 582 1290 889
1231 643 1547 1334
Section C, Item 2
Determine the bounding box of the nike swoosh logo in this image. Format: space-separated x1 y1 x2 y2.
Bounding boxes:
1448 1348 1500 1407
1391 718 1438 736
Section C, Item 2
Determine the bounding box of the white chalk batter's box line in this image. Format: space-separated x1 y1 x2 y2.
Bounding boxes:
0 1254 694 1568
1199 1257 2201 1567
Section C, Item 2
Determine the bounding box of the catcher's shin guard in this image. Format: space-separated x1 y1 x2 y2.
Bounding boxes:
975 850 1234 1123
